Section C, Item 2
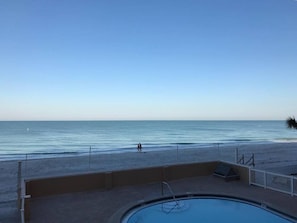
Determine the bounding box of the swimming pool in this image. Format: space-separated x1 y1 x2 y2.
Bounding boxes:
122 196 296 223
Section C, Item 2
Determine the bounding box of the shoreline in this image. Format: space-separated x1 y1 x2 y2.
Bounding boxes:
1 140 296 162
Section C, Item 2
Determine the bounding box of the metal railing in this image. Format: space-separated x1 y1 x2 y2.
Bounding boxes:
161 181 178 203
161 181 182 214
236 148 254 167
245 154 255 167
249 168 297 196
20 179 31 223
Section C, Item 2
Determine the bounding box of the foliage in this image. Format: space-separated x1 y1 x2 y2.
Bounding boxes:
286 117 297 129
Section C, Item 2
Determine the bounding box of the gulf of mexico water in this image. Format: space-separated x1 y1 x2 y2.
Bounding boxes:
0 120 296 161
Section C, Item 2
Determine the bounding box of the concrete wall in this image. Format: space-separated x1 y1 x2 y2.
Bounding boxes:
25 161 219 198
228 162 250 183
26 172 106 197
24 161 249 221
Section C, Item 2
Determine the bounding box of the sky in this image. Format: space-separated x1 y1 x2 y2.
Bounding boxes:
0 0 297 121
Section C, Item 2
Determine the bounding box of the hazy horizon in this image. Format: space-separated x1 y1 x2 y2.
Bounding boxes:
0 119 288 122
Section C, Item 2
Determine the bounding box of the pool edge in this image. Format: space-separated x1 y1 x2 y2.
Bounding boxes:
113 193 297 223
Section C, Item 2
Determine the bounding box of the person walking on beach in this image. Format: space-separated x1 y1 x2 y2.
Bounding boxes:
137 143 142 152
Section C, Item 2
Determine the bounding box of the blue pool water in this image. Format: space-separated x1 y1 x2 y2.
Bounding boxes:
122 197 295 223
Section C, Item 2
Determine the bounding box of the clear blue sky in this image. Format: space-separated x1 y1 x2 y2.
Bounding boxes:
1 0 297 120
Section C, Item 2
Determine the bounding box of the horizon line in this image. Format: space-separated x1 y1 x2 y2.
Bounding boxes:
0 119 286 122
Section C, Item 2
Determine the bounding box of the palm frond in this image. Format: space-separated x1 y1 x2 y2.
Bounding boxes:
286 117 297 129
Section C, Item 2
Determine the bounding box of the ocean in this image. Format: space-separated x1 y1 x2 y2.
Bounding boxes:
0 120 296 161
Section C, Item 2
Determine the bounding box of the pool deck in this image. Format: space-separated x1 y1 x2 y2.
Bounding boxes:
28 175 297 223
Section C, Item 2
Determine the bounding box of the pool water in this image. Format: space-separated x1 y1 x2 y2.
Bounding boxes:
122 197 295 223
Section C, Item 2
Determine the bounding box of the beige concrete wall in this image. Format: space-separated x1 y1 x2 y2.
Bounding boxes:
164 162 218 181
227 162 250 183
111 166 163 187
26 172 106 197
24 161 249 221
26 161 220 198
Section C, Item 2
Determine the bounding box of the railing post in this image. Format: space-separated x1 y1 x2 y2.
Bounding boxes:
248 167 251 185
176 144 179 161
291 176 294 196
264 171 267 189
25 154 28 177
217 143 221 159
89 146 92 169
17 161 22 209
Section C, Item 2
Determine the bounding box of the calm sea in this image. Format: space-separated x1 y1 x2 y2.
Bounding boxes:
0 120 296 160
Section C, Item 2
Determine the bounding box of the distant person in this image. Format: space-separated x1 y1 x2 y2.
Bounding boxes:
137 143 142 152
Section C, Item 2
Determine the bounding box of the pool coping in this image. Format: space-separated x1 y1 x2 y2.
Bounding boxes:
111 193 297 223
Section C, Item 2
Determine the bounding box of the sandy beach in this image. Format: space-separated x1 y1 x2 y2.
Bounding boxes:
1 142 297 222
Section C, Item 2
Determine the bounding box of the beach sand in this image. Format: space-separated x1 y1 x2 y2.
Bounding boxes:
1 142 297 222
